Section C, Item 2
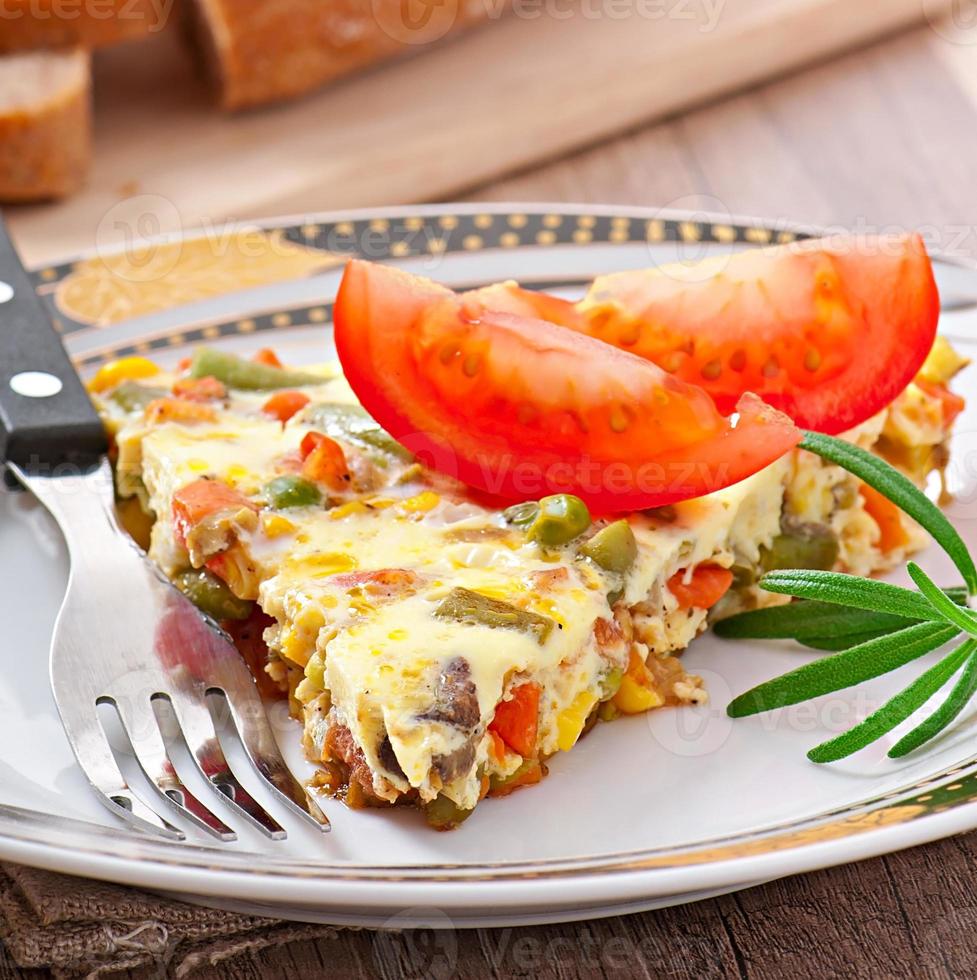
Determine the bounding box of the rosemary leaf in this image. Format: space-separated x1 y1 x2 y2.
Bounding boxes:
800 431 977 594
714 588 969 642
727 621 959 718
888 640 977 757
799 632 889 652
907 562 977 639
718 605 915 642
808 641 972 763
760 570 953 621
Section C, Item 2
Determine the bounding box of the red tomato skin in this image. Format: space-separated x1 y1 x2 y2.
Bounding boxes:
332 260 801 512
575 234 940 435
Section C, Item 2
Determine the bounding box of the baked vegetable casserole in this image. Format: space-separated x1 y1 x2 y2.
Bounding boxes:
90 236 966 829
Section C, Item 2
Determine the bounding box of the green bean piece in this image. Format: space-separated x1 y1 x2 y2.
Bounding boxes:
434 587 555 645
190 348 322 391
760 519 839 573
109 380 168 413
579 520 638 573
526 494 591 547
264 475 322 509
303 403 413 461
424 793 474 830
488 759 541 794
174 569 253 621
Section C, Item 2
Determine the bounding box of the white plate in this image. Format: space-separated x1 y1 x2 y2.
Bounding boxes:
5 204 977 928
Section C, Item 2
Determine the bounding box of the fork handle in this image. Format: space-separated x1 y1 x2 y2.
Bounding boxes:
0 215 107 468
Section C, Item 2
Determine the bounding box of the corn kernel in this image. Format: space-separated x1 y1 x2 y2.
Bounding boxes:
281 629 311 667
556 691 598 752
919 336 970 385
261 513 297 538
89 356 160 393
225 464 250 486
400 491 440 513
613 675 665 715
330 501 368 520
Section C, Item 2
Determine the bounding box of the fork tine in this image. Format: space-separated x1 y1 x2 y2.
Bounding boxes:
53 696 184 841
157 691 288 839
107 696 237 841
213 689 330 831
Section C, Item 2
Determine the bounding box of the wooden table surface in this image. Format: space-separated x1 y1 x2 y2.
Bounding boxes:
6 17 977 980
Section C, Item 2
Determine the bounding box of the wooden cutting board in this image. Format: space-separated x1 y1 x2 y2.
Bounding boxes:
8 0 954 265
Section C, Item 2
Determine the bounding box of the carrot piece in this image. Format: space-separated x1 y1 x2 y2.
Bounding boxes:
668 565 734 611
143 398 217 426
916 379 966 428
488 730 507 765
300 431 351 490
860 484 911 554
172 375 227 402
172 478 258 546
252 347 283 368
262 390 310 423
489 682 541 758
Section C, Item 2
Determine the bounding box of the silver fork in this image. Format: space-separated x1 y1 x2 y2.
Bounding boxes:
0 218 327 841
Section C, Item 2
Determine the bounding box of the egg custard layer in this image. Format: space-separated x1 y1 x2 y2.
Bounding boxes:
95 341 964 829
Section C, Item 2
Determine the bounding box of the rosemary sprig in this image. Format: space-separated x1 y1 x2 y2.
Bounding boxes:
799 432 977 593
722 430 977 761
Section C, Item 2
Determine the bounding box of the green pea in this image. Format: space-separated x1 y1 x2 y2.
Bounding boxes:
424 793 474 830
503 501 540 527
434 587 554 645
109 380 168 413
190 348 322 391
265 475 322 509
174 569 253 621
579 520 637 573
526 494 591 547
760 519 840 573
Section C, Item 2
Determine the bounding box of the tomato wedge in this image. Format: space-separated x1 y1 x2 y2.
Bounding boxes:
333 260 801 511
570 234 939 434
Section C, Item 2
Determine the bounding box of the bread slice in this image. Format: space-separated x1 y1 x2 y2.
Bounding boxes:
189 0 505 110
0 0 167 52
0 49 91 202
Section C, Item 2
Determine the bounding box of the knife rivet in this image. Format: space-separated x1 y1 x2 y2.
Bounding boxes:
9 371 62 398
0 281 12 304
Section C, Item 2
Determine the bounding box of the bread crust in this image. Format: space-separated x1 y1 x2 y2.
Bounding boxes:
0 49 91 201
0 0 170 52
189 0 505 110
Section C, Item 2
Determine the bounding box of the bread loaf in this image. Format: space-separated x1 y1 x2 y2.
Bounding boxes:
0 49 91 201
189 0 504 110
0 0 169 52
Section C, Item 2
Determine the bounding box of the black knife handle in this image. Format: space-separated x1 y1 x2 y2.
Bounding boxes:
0 215 106 468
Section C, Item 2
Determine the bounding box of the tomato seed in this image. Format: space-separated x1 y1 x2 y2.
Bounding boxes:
700 359 722 381
728 349 747 372
804 348 822 372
